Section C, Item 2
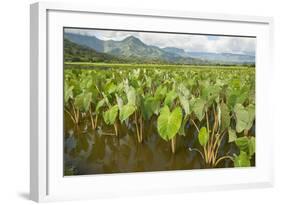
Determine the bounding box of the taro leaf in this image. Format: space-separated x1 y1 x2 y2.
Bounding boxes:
103 105 118 125
80 77 92 90
179 95 190 116
74 92 92 112
64 84 74 103
177 84 190 116
116 82 124 93
119 104 136 123
95 99 105 114
190 98 206 121
176 83 190 99
198 127 209 146
236 91 248 105
178 116 189 136
164 90 177 108
155 85 167 101
127 86 136 106
142 96 160 120
157 106 182 141
234 151 251 167
105 82 117 94
227 93 237 110
202 85 220 105
234 104 249 133
220 102 230 131
235 136 255 156
247 104 255 130
235 136 249 152
231 78 241 90
234 104 255 133
217 104 221 127
116 94 123 110
228 128 237 143
227 88 249 111
249 137 256 156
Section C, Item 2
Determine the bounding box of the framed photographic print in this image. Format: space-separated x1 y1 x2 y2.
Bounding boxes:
30 2 274 202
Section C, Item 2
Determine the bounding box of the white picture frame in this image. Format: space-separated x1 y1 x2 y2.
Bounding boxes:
30 1 274 202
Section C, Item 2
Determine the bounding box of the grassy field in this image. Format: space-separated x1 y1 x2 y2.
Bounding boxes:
64 62 255 71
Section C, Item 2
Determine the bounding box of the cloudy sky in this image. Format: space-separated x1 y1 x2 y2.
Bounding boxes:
65 28 256 55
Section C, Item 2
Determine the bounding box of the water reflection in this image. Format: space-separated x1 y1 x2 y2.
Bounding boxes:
64 114 254 175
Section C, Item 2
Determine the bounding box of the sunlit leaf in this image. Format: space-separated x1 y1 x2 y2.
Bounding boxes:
157 106 182 141
164 90 177 108
198 127 209 146
220 102 230 131
103 105 118 125
119 104 136 122
190 98 205 121
228 128 237 143
234 151 251 167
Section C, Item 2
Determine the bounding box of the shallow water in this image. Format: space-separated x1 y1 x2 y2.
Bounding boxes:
64 113 254 176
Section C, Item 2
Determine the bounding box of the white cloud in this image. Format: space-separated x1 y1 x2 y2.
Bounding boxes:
65 28 256 54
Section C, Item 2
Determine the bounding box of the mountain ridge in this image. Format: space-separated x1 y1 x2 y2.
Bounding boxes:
64 32 255 65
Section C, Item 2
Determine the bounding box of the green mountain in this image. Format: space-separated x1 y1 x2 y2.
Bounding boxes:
163 47 255 64
64 33 204 64
64 38 125 63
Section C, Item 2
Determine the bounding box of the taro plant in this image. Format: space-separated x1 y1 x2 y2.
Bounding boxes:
63 66 256 169
157 105 182 154
188 82 235 167
103 104 119 136
233 136 255 167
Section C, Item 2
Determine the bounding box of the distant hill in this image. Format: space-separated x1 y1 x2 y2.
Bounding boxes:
64 32 255 65
163 47 255 64
64 33 205 64
64 38 125 63
186 52 255 64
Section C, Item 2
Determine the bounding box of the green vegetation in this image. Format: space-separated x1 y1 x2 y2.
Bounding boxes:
64 63 255 169
64 39 127 63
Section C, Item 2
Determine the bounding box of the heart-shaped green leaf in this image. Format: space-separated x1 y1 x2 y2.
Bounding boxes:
64 84 74 103
103 105 118 125
157 106 182 141
119 104 136 122
228 128 237 143
127 86 136 106
74 92 92 112
235 136 255 156
220 102 230 131
234 104 255 133
190 98 206 121
164 90 177 108
234 151 251 167
142 96 160 120
198 127 209 146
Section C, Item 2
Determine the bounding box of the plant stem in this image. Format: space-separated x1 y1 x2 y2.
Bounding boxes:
114 122 118 136
171 136 176 154
214 155 234 167
134 112 140 143
89 105 95 129
94 115 98 129
64 108 76 124
139 115 143 143
70 101 79 124
191 119 200 133
209 106 219 165
212 131 226 166
203 145 208 164
205 109 212 164
188 147 205 160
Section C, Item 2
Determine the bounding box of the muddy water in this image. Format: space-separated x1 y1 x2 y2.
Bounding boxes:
63 113 255 176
